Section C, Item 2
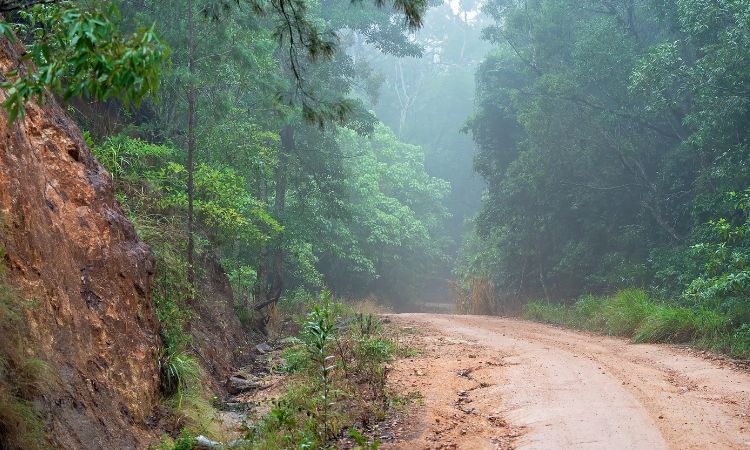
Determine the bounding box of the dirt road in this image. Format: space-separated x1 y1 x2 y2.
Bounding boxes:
385 314 750 450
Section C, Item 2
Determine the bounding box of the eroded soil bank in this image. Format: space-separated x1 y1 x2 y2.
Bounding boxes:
385 314 750 450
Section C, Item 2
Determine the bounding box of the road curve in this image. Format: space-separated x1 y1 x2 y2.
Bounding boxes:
391 313 750 449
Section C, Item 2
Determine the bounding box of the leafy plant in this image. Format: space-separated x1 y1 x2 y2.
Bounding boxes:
349 428 380 450
684 188 750 325
302 292 337 441
246 296 400 448
1 1 167 123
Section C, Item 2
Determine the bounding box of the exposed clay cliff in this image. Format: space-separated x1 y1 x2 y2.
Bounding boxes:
0 38 160 449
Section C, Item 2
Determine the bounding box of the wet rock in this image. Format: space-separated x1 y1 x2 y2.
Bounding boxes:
195 435 222 449
255 342 272 354
226 374 264 394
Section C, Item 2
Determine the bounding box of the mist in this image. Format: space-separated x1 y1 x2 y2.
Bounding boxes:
346 1 490 308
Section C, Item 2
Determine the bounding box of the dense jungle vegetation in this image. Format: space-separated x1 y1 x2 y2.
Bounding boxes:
455 0 750 357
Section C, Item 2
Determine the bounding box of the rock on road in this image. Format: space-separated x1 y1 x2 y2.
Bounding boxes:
386 314 750 450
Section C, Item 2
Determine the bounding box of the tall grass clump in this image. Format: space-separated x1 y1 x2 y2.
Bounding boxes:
453 277 497 315
602 289 655 336
633 306 730 344
523 300 570 325
523 288 748 359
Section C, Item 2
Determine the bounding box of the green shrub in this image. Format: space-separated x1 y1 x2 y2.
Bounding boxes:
523 300 569 325
172 430 196 450
691 308 732 342
302 295 338 441
633 306 698 343
726 325 750 359
246 294 398 448
280 343 308 373
570 295 607 331
163 390 221 439
602 289 654 336
633 305 730 344
356 338 394 364
157 429 196 450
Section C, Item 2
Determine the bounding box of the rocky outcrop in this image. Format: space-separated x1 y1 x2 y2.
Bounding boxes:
0 37 160 449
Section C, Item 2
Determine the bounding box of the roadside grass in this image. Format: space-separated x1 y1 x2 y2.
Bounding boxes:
523 288 750 359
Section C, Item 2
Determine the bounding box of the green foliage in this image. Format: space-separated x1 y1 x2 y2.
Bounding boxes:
460 0 750 313
370 2 487 253
301 293 337 440
280 343 309 373
524 289 749 359
92 133 280 333
92 135 173 180
305 124 450 305
633 306 728 345
157 349 201 407
101 0 447 311
1 1 167 123
158 161 280 243
246 296 395 448
524 301 571 326
683 189 750 325
170 429 195 450
163 390 222 442
600 289 656 336
349 428 380 450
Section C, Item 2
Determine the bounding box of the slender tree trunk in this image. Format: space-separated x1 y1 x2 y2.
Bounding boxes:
269 124 292 304
253 174 269 306
186 0 196 299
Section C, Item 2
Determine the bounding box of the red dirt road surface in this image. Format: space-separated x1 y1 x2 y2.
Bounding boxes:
385 314 750 450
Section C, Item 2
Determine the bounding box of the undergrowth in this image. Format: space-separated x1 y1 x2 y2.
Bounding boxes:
242 292 396 449
524 288 750 359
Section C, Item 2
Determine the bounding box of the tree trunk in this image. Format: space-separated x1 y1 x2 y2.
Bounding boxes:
269 124 292 305
186 0 196 299
253 174 268 306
